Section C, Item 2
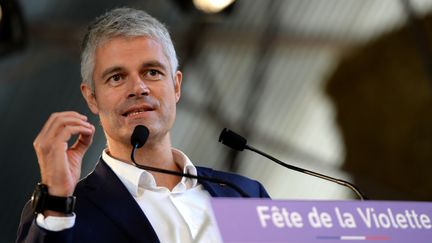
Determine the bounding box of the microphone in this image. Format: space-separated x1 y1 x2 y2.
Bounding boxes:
129 125 250 197
130 125 149 148
219 128 367 200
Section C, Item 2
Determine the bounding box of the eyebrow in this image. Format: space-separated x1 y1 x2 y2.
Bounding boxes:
100 60 169 80
141 60 168 73
101 66 124 80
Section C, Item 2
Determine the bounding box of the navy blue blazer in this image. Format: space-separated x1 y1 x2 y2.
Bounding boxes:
17 159 269 243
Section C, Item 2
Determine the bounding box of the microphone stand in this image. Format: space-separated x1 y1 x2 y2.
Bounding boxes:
245 144 367 200
219 128 367 200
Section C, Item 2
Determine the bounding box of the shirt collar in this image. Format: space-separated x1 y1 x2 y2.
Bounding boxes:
102 148 198 197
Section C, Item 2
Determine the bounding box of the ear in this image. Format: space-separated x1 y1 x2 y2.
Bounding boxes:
174 71 182 103
81 83 99 114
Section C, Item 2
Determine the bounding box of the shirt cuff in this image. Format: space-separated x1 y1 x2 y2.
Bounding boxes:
36 213 76 232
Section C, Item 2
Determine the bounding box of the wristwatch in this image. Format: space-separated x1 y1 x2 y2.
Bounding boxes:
31 183 76 215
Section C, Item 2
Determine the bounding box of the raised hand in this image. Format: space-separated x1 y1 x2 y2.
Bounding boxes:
33 111 95 198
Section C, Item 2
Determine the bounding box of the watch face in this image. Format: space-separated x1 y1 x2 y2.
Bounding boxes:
31 184 47 214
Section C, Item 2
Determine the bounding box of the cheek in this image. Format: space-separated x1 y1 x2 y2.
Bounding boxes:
166 99 177 122
95 99 120 123
97 111 113 128
157 96 176 122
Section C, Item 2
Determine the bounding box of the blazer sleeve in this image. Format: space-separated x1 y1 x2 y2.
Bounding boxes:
16 201 73 243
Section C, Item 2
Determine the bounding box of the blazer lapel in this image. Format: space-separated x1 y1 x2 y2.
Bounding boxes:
80 159 160 243
197 167 217 197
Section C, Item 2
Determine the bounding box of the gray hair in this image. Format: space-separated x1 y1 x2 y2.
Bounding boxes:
81 7 179 90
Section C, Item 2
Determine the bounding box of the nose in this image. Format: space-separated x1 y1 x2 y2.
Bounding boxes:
127 74 149 98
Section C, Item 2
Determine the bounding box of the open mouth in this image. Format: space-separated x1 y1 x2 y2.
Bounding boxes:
122 107 155 117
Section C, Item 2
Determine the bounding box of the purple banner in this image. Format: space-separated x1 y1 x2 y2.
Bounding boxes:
210 199 432 242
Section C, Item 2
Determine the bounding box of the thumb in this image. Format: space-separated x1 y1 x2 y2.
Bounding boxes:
70 126 94 155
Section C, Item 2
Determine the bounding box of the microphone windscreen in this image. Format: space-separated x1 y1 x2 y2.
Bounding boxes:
218 128 247 151
131 125 149 148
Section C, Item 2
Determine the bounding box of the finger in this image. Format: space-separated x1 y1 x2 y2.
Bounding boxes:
35 121 92 153
42 116 93 142
38 112 89 139
48 112 90 134
35 124 94 158
51 118 93 140
37 113 84 143
70 125 95 155
53 125 94 147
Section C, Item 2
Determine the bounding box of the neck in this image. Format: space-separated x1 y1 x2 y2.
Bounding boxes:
107 134 182 190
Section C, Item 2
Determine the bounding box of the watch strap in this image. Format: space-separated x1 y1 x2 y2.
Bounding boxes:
45 194 76 215
32 183 76 215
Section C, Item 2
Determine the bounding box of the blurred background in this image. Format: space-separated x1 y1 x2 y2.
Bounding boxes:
2 0 432 241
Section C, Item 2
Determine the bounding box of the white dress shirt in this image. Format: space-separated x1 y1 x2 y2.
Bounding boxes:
37 148 222 243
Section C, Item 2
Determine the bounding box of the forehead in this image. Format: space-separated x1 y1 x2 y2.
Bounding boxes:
93 36 170 77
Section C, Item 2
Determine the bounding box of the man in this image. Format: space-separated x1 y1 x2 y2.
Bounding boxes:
17 7 269 243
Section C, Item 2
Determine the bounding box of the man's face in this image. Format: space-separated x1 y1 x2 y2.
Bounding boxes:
81 36 182 147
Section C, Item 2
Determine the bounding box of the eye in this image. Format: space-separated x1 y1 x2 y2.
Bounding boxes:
145 69 163 81
110 74 122 82
106 73 125 86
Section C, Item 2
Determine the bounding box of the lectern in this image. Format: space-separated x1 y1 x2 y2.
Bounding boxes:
210 199 432 242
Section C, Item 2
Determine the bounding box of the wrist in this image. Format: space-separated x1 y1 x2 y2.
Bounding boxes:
47 187 74 197
40 179 74 197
